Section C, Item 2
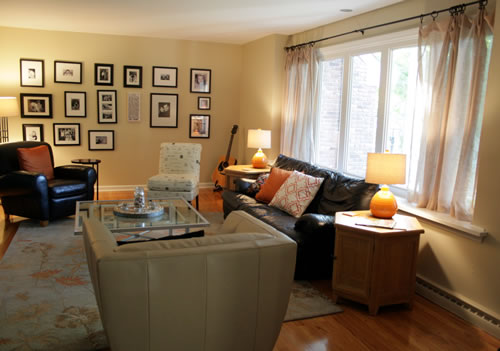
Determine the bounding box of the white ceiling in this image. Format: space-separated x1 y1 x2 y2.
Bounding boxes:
0 0 402 44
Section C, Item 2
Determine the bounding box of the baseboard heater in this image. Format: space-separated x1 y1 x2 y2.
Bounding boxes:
416 277 500 339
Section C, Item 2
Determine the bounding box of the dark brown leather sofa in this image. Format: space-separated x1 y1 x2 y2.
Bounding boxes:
222 154 378 280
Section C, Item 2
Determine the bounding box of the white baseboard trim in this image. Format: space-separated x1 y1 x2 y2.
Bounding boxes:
416 277 500 339
97 182 214 193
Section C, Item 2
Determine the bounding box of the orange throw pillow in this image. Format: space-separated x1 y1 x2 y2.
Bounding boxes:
17 145 54 180
255 168 292 204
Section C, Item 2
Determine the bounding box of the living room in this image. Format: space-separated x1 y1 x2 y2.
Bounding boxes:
1 0 500 350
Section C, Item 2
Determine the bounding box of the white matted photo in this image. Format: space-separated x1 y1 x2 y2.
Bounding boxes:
150 93 178 128
22 124 44 141
190 68 211 93
95 63 113 85
20 59 44 87
198 96 211 110
89 130 114 150
97 90 117 123
153 66 177 87
65 91 86 117
127 92 141 122
54 61 82 84
124 65 142 88
53 123 80 146
20 93 52 118
189 114 210 138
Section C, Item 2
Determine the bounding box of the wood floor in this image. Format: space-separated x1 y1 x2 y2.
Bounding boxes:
1 189 499 351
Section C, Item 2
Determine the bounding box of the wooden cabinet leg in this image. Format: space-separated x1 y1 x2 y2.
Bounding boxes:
331 293 339 304
369 303 379 315
40 220 48 227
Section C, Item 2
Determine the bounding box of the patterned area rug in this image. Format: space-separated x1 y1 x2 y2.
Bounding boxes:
0 214 341 350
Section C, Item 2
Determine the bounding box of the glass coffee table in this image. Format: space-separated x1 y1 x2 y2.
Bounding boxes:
74 197 209 240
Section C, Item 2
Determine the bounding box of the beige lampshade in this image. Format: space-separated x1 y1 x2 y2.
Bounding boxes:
0 97 19 117
365 153 406 185
247 129 271 149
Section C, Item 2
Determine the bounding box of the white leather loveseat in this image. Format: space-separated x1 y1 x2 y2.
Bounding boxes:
83 210 297 351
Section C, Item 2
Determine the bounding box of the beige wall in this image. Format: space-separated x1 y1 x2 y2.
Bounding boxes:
238 34 287 165
0 26 242 187
290 0 500 320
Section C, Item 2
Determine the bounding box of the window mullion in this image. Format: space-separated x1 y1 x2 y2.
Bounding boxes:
338 54 350 173
376 47 389 152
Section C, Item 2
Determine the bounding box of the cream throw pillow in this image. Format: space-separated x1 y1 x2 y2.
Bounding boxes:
269 171 324 218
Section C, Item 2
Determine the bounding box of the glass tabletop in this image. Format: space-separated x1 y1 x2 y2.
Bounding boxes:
74 197 209 234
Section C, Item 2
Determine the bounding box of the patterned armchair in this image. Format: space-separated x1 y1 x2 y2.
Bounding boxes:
147 143 202 209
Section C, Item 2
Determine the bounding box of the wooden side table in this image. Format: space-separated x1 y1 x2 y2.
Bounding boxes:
222 165 271 191
71 159 101 200
332 210 424 315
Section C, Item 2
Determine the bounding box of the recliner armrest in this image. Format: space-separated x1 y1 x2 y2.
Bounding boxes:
294 213 335 236
54 165 97 183
0 170 48 196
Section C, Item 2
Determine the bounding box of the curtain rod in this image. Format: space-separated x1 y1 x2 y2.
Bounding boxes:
285 0 487 51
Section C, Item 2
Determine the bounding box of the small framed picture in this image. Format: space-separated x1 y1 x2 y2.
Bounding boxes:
124 65 142 88
20 59 44 87
95 63 114 86
97 90 117 124
150 93 178 128
53 123 80 146
22 124 44 141
127 92 141 122
153 66 177 87
54 61 82 84
20 93 52 118
189 114 210 138
190 68 211 93
64 91 86 117
89 130 114 151
198 97 211 110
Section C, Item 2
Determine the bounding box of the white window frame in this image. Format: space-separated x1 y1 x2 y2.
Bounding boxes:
318 29 486 240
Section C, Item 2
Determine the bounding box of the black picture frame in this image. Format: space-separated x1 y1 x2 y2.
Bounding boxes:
95 63 114 86
97 90 117 124
198 97 211 110
20 93 52 118
22 124 44 142
54 60 82 84
89 130 115 151
20 58 44 87
189 114 210 138
190 68 211 94
150 93 178 128
124 65 142 88
53 123 81 146
152 66 178 87
64 91 86 117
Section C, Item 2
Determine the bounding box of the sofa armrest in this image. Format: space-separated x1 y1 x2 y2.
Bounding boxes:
0 170 48 196
294 213 335 237
54 165 97 183
234 178 255 194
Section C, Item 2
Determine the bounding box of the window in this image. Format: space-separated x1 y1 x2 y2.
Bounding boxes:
318 29 418 188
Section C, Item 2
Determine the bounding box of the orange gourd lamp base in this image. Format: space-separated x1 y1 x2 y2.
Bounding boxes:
251 148 268 168
370 185 398 219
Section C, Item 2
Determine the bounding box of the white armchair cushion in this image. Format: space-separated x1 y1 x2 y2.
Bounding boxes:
148 173 198 192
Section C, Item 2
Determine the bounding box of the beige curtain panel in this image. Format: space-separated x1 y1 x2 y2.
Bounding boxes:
408 8 495 221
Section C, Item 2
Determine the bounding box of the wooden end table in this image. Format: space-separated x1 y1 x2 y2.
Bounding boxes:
332 210 424 315
223 164 271 191
71 159 101 200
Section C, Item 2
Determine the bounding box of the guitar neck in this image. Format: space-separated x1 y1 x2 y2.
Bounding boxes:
224 134 235 162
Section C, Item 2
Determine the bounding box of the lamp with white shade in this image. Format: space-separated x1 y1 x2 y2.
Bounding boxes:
247 129 271 168
365 152 406 219
0 97 19 143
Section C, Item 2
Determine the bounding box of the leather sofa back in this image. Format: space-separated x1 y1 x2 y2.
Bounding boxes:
83 211 297 351
273 154 378 214
0 141 54 176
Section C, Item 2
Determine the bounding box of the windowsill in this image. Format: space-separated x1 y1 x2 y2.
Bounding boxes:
396 197 488 243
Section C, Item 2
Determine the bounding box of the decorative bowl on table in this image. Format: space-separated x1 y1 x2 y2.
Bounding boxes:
113 201 164 218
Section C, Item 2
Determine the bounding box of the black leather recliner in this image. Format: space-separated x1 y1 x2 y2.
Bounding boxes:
0 141 96 225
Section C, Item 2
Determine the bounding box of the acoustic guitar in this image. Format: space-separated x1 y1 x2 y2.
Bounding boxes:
212 125 238 191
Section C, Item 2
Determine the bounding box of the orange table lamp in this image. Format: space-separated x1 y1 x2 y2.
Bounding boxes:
365 152 406 219
248 129 271 168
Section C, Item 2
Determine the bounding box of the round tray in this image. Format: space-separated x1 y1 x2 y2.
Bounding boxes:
113 203 164 218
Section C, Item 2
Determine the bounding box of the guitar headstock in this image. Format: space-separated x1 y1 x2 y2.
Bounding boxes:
231 125 238 135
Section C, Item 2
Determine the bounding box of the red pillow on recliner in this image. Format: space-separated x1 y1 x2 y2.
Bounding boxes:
17 145 54 180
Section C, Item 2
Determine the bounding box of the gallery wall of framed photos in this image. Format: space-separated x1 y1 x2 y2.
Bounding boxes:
0 26 281 186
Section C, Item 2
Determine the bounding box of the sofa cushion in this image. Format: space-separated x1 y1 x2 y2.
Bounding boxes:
17 145 54 180
255 168 292 204
148 173 198 192
269 171 324 218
